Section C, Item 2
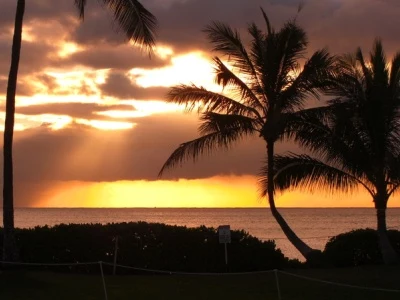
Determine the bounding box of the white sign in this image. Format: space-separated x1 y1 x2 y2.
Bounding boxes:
218 225 231 244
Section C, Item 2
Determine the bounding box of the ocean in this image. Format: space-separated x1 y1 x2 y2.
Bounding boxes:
3 207 400 260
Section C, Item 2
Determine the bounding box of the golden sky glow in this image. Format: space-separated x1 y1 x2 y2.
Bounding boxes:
130 52 221 91
74 118 135 130
35 176 400 208
57 42 81 58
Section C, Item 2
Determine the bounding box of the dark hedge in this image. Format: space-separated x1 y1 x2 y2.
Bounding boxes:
0 222 288 273
324 228 400 267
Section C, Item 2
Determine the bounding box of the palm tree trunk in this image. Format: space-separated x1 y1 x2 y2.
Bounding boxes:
3 0 25 262
375 204 398 265
266 141 315 260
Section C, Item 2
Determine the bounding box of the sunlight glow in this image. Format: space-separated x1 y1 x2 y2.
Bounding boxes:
154 45 174 59
0 123 27 132
21 114 74 130
95 110 150 118
58 42 81 58
0 113 73 131
45 69 107 95
21 28 36 42
16 95 104 106
75 119 135 130
96 101 183 119
130 52 221 92
2 113 135 132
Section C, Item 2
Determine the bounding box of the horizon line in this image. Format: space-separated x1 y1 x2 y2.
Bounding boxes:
5 206 400 209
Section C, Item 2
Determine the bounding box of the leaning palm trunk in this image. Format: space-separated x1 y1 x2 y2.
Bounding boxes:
375 201 399 264
3 0 25 261
267 142 314 259
160 10 334 263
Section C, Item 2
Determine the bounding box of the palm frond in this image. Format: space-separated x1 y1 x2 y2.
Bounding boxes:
254 20 307 105
166 84 259 117
212 57 265 118
74 0 157 51
158 118 255 177
284 103 374 182
389 52 400 97
275 21 307 91
280 48 335 112
103 0 157 50
199 112 258 135
203 21 262 90
258 154 360 197
386 153 400 184
74 0 87 19
388 181 400 197
356 47 373 90
282 105 333 139
260 7 272 35
325 58 366 104
247 22 271 102
370 39 389 90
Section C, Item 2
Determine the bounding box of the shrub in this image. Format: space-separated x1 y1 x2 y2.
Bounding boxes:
324 228 400 267
0 222 288 273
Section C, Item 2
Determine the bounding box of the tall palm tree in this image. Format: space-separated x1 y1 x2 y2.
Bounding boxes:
158 10 334 260
3 0 157 261
270 40 400 264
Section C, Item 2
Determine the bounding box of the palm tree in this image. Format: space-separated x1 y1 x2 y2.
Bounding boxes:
158 9 334 260
271 40 400 264
3 0 157 261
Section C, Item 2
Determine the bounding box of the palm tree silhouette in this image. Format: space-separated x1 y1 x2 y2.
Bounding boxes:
3 0 157 261
270 40 400 264
159 9 334 260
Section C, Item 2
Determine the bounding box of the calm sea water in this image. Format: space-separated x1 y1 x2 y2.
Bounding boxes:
3 208 400 260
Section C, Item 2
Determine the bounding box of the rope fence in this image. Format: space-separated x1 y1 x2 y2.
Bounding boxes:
102 262 275 276
278 270 400 294
1 260 400 300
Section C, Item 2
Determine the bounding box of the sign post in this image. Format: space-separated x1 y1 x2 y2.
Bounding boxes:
113 236 119 276
218 225 231 271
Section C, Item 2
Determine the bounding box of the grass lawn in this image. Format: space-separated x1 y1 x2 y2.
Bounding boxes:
0 265 399 299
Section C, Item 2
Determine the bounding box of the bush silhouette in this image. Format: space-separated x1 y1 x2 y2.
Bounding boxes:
0 222 288 273
324 228 400 267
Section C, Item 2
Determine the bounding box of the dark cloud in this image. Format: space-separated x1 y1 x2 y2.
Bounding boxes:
147 0 400 56
0 36 58 77
4 113 251 182
3 0 400 61
70 6 127 46
1 0 80 29
4 112 294 182
62 44 167 70
99 71 169 100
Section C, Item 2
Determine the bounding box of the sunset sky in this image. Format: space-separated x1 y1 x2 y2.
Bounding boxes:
1 0 399 208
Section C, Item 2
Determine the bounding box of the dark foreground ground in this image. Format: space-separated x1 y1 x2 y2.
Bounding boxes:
1 265 399 300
